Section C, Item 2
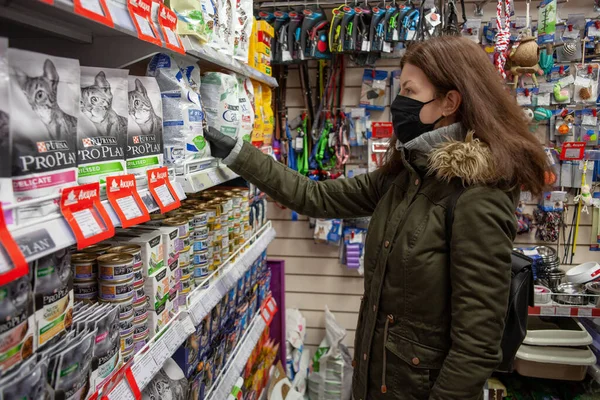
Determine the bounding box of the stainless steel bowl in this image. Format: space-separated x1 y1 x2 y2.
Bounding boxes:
585 281 600 306
541 269 565 291
553 282 588 305
535 245 558 263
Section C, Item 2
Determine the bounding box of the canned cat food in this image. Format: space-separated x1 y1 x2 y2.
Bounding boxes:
133 268 144 285
181 263 193 277
134 331 150 352
193 225 209 239
122 348 134 363
163 217 190 238
179 288 190 307
179 248 191 265
71 253 98 280
133 319 149 341
193 250 209 265
191 210 208 228
99 278 134 301
182 234 191 251
100 296 134 320
233 207 242 220
148 213 167 223
181 276 194 291
121 331 134 353
73 280 97 302
97 253 134 281
108 244 142 268
80 243 113 255
133 283 146 302
120 313 134 336
194 277 210 289
133 300 148 324
194 264 208 278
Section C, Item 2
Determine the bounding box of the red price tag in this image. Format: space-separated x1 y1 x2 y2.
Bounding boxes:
260 295 278 326
128 0 162 46
73 0 114 27
60 183 114 250
95 363 141 400
0 203 28 286
371 122 394 138
107 175 150 228
158 4 185 54
147 167 180 213
560 142 586 160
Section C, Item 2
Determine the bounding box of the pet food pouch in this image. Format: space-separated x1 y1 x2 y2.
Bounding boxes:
141 358 189 400
261 84 274 146
78 67 129 184
127 76 164 178
147 54 210 174
237 77 253 143
170 0 208 42
233 0 253 61
0 275 35 374
52 328 95 400
31 249 73 348
0 358 50 399
87 304 120 390
0 39 12 223
8 49 79 222
251 80 264 145
200 72 240 139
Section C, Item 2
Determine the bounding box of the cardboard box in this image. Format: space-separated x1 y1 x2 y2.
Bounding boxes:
144 266 170 311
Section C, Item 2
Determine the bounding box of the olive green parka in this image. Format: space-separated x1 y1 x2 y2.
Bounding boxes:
226 131 517 400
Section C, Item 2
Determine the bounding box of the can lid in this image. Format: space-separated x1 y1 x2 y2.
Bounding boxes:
79 243 112 253
162 217 188 226
150 214 167 221
97 253 134 265
108 244 142 255
71 253 98 263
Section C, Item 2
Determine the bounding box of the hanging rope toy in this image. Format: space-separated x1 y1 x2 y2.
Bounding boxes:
494 0 511 78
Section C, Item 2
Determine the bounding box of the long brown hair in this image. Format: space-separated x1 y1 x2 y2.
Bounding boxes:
384 36 549 195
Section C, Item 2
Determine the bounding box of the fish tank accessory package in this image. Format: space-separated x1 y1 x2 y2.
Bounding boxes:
200 72 240 139
8 49 79 222
360 69 388 111
78 66 129 184
126 76 164 177
147 54 210 174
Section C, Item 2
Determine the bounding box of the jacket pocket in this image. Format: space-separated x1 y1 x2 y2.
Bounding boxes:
385 331 446 369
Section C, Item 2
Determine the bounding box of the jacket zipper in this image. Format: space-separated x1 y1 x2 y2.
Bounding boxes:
381 314 394 393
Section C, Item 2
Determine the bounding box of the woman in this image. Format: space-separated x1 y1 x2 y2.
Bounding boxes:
205 36 548 400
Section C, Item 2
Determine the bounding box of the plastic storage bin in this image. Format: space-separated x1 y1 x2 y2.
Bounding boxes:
523 317 592 347
515 344 596 381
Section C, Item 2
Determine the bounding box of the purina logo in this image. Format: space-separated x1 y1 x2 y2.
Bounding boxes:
36 140 69 153
82 137 118 148
132 135 156 144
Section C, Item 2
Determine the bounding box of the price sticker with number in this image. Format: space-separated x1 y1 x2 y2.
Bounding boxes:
60 183 115 249
106 175 150 228
0 203 29 286
560 142 586 161
158 4 185 54
128 0 162 46
73 0 114 27
147 167 181 213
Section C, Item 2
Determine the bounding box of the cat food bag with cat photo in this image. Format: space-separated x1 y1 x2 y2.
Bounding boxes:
87 305 120 391
0 39 12 223
147 54 210 174
0 275 36 374
52 328 95 400
78 66 129 184
0 357 51 400
238 77 254 142
8 49 79 221
127 76 164 178
200 72 239 139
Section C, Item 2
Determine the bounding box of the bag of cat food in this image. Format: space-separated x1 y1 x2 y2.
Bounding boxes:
31 249 73 349
147 54 210 174
238 77 254 143
0 357 51 399
8 49 79 222
0 275 35 374
200 0 217 44
127 76 164 178
87 304 120 390
262 83 274 146
52 328 95 399
214 0 235 55
233 0 253 61
251 80 264 145
0 39 12 223
170 0 208 42
200 72 240 139
78 67 128 184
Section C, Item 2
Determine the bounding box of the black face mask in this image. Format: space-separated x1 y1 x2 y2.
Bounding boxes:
391 95 444 144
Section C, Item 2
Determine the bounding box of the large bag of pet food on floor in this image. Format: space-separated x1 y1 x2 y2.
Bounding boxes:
0 39 12 221
200 72 240 139
147 54 210 174
127 76 164 177
8 49 79 221
238 77 254 143
78 66 128 184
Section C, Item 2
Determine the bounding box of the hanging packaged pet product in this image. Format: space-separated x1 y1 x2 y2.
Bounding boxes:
8 49 79 221
0 39 11 218
147 54 210 174
573 64 599 104
200 72 240 139
127 76 164 177
78 67 129 184
314 219 343 246
359 69 388 111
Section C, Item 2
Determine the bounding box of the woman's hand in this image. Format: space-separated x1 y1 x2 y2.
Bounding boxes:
204 127 237 159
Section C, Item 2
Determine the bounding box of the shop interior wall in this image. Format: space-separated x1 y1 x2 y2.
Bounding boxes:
270 0 596 356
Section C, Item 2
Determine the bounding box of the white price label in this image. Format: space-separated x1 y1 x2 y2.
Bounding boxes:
162 324 184 353
131 352 159 389
540 306 556 316
80 0 105 14
155 184 175 206
115 196 143 220
207 170 221 185
150 339 170 367
181 316 196 336
537 93 551 106
578 307 593 317
134 14 156 37
107 379 135 400
538 82 555 93
583 115 598 125
575 76 592 87
72 208 104 238
559 74 575 87
382 41 392 53
556 306 572 316
164 27 179 46
189 300 207 324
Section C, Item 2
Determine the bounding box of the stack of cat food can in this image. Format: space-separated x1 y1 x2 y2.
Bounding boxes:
162 216 189 316
233 188 252 243
187 207 210 299
71 253 99 303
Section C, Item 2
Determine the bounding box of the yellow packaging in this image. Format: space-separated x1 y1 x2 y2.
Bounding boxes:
256 21 274 57
262 84 274 145
248 18 259 69
252 81 265 145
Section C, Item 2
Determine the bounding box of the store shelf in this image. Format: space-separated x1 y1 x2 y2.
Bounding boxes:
175 162 239 194
529 305 600 318
206 311 268 400
95 222 276 397
4 180 185 267
0 0 277 87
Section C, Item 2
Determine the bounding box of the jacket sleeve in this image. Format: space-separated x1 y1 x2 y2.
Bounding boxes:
429 187 516 400
227 142 389 219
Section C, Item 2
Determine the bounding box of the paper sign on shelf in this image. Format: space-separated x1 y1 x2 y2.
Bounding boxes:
128 0 162 46
147 167 181 213
73 0 114 27
0 203 29 286
371 122 393 138
560 142 586 160
106 174 150 228
60 183 115 250
260 296 278 326
158 4 185 54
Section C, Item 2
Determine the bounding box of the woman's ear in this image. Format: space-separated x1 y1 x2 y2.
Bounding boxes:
441 90 462 117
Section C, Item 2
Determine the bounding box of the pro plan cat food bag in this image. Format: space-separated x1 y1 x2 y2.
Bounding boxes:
0 358 50 399
200 72 239 139
78 67 129 184
127 76 164 178
52 328 95 400
147 54 210 174
0 275 35 374
87 305 120 390
0 39 12 221
31 249 73 348
8 49 79 220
